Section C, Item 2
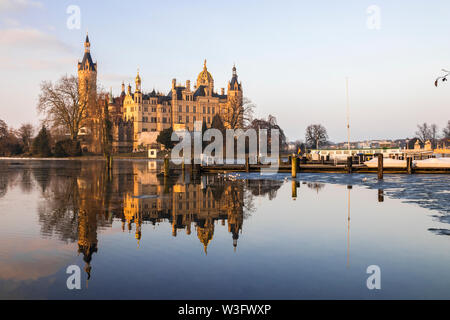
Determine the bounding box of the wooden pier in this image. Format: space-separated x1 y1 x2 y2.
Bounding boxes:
193 155 449 175
198 163 450 174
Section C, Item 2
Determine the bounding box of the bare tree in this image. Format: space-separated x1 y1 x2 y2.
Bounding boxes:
415 122 432 143
17 123 34 153
0 119 7 139
37 75 94 141
222 96 255 129
305 124 328 149
248 115 287 151
443 120 450 139
430 124 439 147
0 119 22 156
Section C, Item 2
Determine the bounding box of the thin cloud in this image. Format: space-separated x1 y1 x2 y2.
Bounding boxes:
0 27 77 73
2 17 20 27
0 27 74 53
0 0 43 13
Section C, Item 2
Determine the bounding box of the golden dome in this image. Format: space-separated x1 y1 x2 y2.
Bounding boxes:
135 70 141 84
197 220 214 255
197 60 213 87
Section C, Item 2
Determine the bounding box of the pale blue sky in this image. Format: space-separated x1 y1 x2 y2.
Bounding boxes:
1 0 450 142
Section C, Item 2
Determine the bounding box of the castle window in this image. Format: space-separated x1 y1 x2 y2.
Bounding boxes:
208 117 210 123
212 107 215 114
162 117 167 123
208 107 210 114
193 106 196 113
179 116 182 123
143 128 148 132
179 105 182 112
186 106 189 113
193 116 196 123
144 107 148 112
203 106 206 113
186 116 189 123
152 107 156 112
203 117 206 123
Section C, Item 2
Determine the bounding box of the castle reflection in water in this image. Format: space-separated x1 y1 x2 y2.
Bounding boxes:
4 161 283 280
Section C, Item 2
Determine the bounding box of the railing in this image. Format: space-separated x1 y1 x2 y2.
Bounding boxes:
434 148 450 154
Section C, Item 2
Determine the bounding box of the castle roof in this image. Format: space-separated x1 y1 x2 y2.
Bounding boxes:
78 35 96 72
196 60 213 87
229 65 241 90
167 86 186 100
193 85 227 99
78 52 96 71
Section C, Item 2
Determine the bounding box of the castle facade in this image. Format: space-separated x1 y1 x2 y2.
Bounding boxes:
78 35 243 153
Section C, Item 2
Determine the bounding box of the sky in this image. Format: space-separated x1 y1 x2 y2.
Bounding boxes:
0 0 450 142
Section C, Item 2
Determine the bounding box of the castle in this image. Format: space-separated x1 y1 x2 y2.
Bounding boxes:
78 34 243 153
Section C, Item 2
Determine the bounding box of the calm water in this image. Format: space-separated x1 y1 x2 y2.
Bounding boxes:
0 159 450 300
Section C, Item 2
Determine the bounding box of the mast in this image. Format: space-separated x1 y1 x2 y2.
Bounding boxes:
347 186 351 268
346 77 351 153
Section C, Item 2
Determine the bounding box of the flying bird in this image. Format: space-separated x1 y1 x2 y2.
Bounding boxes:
435 69 450 87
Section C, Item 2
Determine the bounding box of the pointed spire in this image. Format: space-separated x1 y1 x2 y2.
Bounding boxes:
203 59 207 70
109 87 113 104
84 32 90 53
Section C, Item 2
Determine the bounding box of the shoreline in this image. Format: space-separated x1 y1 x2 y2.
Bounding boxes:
0 156 156 161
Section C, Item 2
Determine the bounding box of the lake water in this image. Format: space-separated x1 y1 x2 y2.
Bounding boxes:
0 159 450 300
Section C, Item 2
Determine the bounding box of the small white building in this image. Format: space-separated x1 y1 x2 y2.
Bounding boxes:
148 148 158 159
309 148 403 161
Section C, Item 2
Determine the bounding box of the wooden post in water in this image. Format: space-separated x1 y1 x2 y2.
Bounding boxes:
291 155 297 178
164 157 170 177
347 156 353 173
292 180 297 199
407 157 413 174
245 155 250 172
378 189 384 202
181 159 185 181
377 154 383 180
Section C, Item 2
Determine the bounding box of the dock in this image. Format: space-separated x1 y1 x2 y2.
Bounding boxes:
165 155 450 175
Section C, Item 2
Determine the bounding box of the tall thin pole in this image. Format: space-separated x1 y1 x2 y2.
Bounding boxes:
346 77 350 153
347 187 351 268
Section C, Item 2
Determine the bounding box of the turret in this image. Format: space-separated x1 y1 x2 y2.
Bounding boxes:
77 33 97 118
135 69 141 93
227 64 242 95
196 60 214 93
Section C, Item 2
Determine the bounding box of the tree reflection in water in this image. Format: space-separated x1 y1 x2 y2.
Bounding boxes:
2 161 281 281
